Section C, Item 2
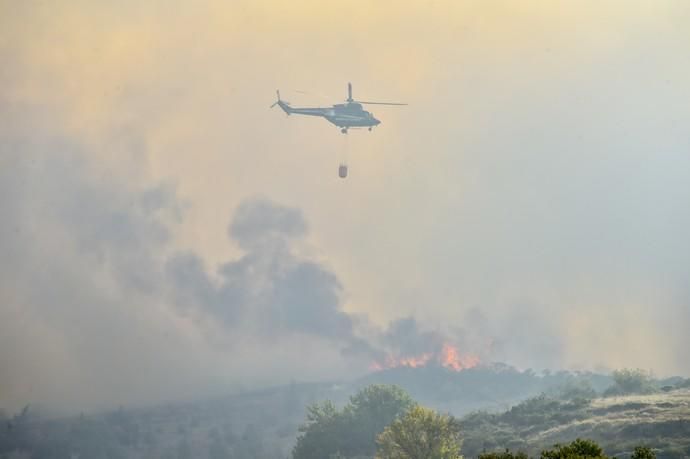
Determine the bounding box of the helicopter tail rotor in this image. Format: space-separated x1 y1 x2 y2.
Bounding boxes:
270 90 281 108
270 90 293 115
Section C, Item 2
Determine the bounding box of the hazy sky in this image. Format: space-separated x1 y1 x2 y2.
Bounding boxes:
2 1 690 412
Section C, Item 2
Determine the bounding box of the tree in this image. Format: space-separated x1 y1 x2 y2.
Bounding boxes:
604 369 656 396
346 385 416 455
376 405 463 459
540 438 607 459
479 450 529 459
293 385 415 459
630 446 655 459
292 401 346 459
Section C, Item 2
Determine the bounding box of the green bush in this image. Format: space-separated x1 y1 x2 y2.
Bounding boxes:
541 438 607 459
630 446 655 459
479 449 529 459
604 369 656 396
292 384 414 459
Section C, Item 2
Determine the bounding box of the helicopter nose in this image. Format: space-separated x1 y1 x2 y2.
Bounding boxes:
374 118 381 125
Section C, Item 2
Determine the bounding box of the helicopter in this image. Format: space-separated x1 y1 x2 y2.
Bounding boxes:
271 83 406 134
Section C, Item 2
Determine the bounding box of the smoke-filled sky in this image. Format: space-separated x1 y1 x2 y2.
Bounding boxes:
2 1 690 412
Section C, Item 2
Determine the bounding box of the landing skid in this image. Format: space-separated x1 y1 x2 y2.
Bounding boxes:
340 127 375 133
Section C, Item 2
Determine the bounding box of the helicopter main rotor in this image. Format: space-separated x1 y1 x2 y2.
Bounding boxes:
345 82 407 106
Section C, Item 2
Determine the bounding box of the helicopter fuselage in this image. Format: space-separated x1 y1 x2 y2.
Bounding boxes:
271 83 404 133
276 100 380 129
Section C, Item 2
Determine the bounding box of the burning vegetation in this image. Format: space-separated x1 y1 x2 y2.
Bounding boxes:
370 343 480 372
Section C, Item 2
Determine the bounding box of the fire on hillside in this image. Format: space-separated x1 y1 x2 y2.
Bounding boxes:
370 343 480 372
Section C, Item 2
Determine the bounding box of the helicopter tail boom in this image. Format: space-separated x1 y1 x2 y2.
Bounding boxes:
271 89 331 117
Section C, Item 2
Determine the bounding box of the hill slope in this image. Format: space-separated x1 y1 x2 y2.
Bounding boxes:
461 389 690 459
2 368 688 458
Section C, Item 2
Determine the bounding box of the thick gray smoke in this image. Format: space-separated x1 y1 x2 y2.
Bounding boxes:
382 317 444 356
0 125 489 413
0 131 183 412
166 198 357 343
0 124 380 412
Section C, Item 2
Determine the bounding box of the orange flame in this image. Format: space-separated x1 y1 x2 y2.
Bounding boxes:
398 353 433 368
440 343 480 371
370 343 480 373
369 352 433 371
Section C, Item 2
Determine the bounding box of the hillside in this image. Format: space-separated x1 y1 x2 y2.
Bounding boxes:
2 368 688 458
356 364 612 415
461 388 690 459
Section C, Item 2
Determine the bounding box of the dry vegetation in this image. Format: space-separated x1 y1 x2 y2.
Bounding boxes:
461 389 690 459
2 371 689 458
